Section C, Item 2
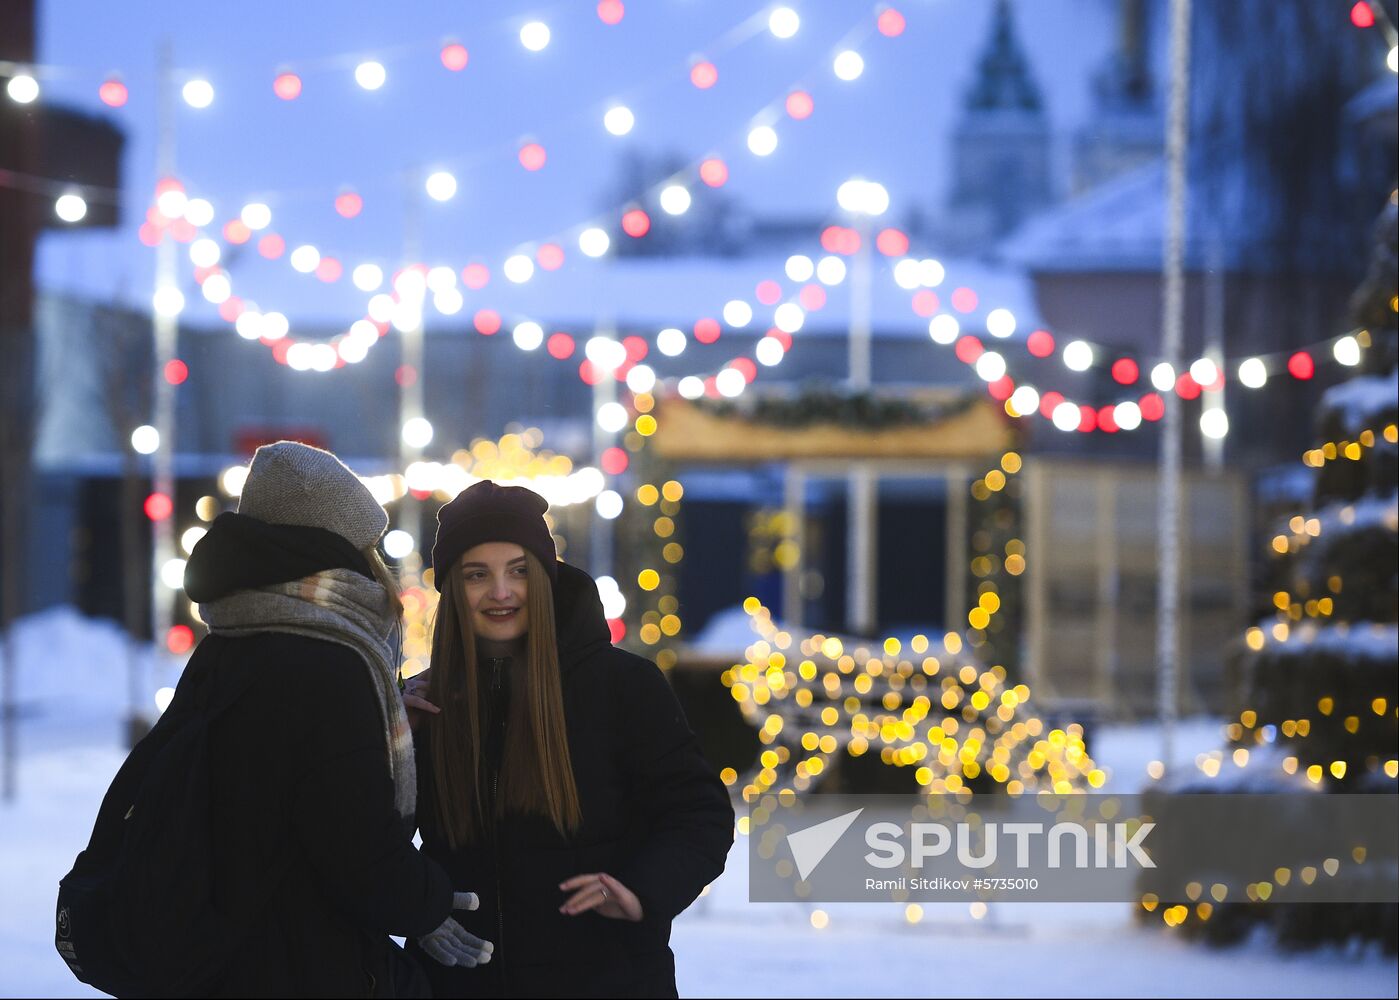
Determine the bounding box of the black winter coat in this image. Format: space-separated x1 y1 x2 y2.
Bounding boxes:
184 632 454 997
407 562 735 998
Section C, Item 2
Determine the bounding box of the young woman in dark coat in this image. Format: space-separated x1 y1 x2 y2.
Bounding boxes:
177 441 491 996
402 480 735 998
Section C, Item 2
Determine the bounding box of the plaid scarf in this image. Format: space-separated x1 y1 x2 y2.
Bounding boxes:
198 568 417 819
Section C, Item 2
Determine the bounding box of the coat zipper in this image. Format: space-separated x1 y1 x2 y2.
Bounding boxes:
487 658 509 997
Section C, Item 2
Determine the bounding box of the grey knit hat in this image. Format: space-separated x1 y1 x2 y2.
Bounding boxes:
236 441 388 550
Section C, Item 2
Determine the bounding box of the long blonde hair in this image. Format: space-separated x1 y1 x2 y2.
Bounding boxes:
426 550 582 848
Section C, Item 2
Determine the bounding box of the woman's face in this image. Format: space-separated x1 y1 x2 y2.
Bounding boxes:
459 542 530 642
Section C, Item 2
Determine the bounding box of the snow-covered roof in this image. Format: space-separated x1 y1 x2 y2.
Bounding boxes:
1319 372 1399 435
995 159 1253 274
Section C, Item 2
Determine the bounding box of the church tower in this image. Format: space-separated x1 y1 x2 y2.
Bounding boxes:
942 0 1052 255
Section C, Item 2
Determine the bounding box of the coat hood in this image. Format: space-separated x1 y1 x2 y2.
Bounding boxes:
550 561 613 670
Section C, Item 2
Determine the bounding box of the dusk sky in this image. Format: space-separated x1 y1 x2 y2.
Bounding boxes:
33 1 1154 328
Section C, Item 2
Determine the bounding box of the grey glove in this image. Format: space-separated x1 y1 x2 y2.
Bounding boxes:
418 891 494 968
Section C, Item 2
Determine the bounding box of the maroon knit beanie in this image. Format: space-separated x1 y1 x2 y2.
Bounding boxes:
430 480 558 589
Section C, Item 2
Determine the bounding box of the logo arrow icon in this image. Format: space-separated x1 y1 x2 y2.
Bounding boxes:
786 807 864 881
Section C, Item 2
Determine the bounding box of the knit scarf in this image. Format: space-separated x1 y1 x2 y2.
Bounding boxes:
198 568 416 819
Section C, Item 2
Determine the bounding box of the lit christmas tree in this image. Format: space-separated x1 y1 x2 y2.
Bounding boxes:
1143 192 1398 951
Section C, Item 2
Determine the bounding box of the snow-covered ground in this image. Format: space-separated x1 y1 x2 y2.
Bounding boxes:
2 609 1395 998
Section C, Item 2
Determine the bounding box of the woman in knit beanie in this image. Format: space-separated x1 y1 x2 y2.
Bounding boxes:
402 479 734 999
167 441 490 995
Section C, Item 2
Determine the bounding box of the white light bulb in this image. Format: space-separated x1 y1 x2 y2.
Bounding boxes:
604 106 635 136
595 490 624 520
1189 358 1218 387
426 266 456 293
131 425 160 455
394 269 427 299
974 351 1006 382
353 264 384 292
816 256 847 286
161 558 188 590
928 314 960 345
503 254 535 283
1388 44 1398 73
286 343 313 371
785 255 814 282
677 375 705 399
391 301 422 333
626 365 656 394
768 7 800 38
836 179 866 213
597 402 630 433
6 74 39 104
716 368 747 397
189 238 221 268
425 171 457 202
861 181 889 216
310 344 337 372
1237 357 1267 389
1009 386 1040 417
153 287 185 317
290 244 321 273
1062 340 1094 372
262 312 289 341
338 337 370 364
1150 362 1176 392
834 50 864 81
1052 401 1082 432
240 202 271 230
434 288 464 315
723 300 754 328
155 687 176 713
235 311 265 340
747 125 778 156
893 258 922 290
520 21 551 51
201 273 231 304
181 527 207 555
919 259 945 287
756 337 786 367
1333 335 1361 367
1200 409 1229 440
579 227 610 258
659 185 691 215
355 61 386 90
184 198 215 227
585 336 627 371
401 417 434 449
986 308 1016 339
382 530 416 560
182 79 214 108
774 303 805 333
657 328 687 357
513 321 544 351
220 465 249 497
156 189 188 219
55 193 88 223
368 294 395 323
1114 401 1143 431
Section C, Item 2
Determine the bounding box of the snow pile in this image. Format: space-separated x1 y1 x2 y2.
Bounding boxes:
1319 373 1398 436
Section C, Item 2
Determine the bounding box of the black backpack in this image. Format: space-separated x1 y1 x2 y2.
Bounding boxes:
55 662 270 997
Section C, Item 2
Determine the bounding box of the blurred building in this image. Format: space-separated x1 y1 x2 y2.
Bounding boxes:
26 0 1395 721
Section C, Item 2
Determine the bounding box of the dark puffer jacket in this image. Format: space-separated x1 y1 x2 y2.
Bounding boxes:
190 635 454 997
176 515 456 997
407 562 735 998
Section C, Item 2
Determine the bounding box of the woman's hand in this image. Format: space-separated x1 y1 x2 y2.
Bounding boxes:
401 670 439 731
558 872 644 922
